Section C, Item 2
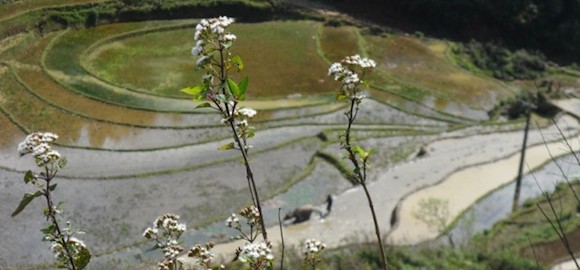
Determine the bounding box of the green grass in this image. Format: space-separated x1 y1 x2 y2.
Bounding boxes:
44 20 332 111
85 20 340 99
470 180 580 265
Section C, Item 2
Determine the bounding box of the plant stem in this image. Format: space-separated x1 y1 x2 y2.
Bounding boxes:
228 120 268 241
216 45 267 241
343 99 388 270
278 208 285 270
43 167 77 270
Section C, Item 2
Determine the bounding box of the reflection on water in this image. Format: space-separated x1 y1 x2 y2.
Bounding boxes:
449 154 580 245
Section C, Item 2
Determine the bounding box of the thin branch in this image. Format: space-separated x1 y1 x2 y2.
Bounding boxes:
278 208 285 270
526 235 540 269
343 98 387 270
536 120 580 205
537 196 580 269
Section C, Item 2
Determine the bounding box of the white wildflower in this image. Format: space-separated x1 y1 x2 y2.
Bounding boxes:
143 227 158 239
304 238 326 256
236 108 257 118
235 119 248 127
193 16 236 42
18 132 61 167
342 54 376 69
328 62 345 79
226 213 240 228
191 40 204 56
342 72 360 90
238 241 274 264
17 132 58 156
223 33 237 42
162 240 184 259
188 242 216 266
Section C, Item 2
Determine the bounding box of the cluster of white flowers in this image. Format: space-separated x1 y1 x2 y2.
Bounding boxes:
17 132 61 167
50 237 87 264
236 107 257 118
328 55 376 101
192 16 237 65
304 238 326 257
225 213 241 229
188 242 222 268
162 239 184 259
144 214 188 268
342 54 377 68
157 259 180 270
237 241 274 264
239 205 261 226
143 214 186 247
194 16 235 40
233 107 257 129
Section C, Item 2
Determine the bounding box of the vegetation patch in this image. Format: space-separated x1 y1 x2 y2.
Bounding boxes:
365 35 511 109
319 25 361 63
470 180 580 266
452 40 548 81
85 21 341 99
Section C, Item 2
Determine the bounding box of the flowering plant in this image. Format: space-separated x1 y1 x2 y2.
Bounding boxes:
303 238 326 269
329 55 387 269
183 16 267 242
13 132 90 270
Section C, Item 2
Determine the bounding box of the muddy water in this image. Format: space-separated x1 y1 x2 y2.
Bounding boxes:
449 154 580 245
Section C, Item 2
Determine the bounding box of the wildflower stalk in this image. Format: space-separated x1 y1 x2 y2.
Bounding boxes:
41 166 77 270
344 97 388 270
13 132 89 270
186 16 267 241
329 55 388 270
143 214 186 270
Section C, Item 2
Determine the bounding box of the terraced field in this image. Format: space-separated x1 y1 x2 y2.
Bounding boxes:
0 2 561 268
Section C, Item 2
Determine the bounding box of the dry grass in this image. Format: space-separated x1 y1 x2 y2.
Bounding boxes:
366 35 512 109
319 25 361 62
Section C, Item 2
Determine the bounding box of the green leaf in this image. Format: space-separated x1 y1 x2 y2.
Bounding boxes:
194 102 212 110
24 170 35 184
219 142 235 150
354 146 366 158
11 190 43 217
336 92 348 101
74 244 91 270
41 223 56 234
239 76 249 93
58 158 67 169
49 183 57 191
227 78 241 99
232 55 244 71
42 235 53 242
181 85 204 96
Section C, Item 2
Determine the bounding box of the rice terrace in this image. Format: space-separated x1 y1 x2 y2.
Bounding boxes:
1 0 580 269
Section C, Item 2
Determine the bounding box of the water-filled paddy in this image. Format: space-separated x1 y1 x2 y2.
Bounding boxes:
1 8 569 268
